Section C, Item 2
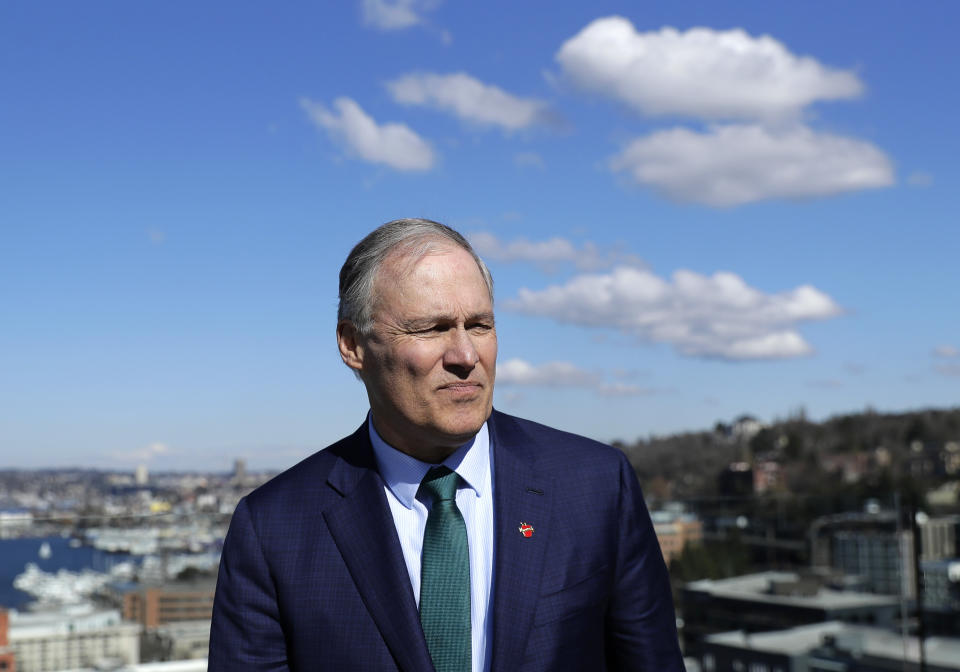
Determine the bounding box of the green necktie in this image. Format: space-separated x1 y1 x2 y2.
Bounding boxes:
419 466 471 672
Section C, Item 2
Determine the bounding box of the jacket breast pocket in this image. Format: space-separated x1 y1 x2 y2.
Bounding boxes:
532 564 609 627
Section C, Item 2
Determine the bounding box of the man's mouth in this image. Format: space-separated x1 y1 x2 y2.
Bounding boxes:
439 381 483 392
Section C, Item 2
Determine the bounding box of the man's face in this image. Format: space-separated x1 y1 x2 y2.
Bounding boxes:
347 244 497 460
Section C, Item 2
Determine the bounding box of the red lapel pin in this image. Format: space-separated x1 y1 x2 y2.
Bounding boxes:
518 522 534 538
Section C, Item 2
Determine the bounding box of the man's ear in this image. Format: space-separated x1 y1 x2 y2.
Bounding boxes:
337 320 365 373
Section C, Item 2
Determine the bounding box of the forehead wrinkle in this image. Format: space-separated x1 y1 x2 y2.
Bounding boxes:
383 239 458 284
372 243 491 323
371 244 455 310
400 307 496 330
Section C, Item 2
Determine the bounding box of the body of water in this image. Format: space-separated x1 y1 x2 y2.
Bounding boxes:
0 536 133 609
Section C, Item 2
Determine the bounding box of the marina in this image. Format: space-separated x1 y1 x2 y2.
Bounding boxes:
0 536 133 609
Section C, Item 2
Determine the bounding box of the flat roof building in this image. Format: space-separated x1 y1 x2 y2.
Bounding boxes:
116 579 216 629
651 510 703 565
682 571 899 654
701 621 960 672
0 609 15 671
7 605 139 672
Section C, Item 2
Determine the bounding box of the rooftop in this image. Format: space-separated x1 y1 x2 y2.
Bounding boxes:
63 661 207 672
10 606 139 638
686 571 899 610
706 621 960 670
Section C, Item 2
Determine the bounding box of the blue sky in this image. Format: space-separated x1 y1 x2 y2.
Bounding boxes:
2 1 958 470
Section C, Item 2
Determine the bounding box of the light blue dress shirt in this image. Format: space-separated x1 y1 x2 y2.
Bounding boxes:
368 416 495 672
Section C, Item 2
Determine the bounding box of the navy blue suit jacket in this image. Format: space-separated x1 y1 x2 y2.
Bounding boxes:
209 410 684 671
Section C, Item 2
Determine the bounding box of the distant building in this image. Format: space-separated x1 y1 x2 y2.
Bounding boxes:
717 462 753 498
753 459 783 494
832 528 914 596
142 620 211 662
0 609 15 671
7 606 139 672
232 459 246 484
650 510 703 565
732 415 764 442
700 621 960 672
118 579 216 629
135 465 149 486
820 452 870 484
922 559 960 637
922 558 960 611
682 571 899 655
943 441 960 476
0 508 32 539
811 511 960 597
920 515 960 560
927 481 960 508
194 493 217 511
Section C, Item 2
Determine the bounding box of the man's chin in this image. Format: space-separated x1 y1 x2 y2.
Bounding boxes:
433 408 491 444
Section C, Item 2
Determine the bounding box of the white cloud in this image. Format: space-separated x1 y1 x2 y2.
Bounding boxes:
610 124 894 207
934 345 959 358
361 0 437 30
556 17 863 121
596 382 657 397
497 358 656 397
387 72 547 131
470 232 644 271
301 97 436 172
505 266 843 360
498 358 598 387
111 442 170 463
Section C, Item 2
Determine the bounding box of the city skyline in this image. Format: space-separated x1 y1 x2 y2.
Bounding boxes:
2 1 958 470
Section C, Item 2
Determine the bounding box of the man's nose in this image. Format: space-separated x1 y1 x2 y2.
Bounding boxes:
443 327 479 370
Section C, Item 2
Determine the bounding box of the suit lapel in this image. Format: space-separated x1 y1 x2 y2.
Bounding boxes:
488 412 554 672
323 434 433 672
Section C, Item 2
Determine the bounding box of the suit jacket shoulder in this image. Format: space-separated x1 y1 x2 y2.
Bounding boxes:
243 422 370 511
210 421 435 671
488 409 629 480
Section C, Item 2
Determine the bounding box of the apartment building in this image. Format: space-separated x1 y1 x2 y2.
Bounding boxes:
651 509 704 565
7 606 138 672
0 609 14 671
119 579 216 629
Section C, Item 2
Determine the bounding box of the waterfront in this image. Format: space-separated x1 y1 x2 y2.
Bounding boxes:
0 536 133 609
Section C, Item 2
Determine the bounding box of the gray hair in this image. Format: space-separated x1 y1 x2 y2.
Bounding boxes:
338 218 494 336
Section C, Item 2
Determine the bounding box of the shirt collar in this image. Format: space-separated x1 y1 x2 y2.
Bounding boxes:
368 414 490 510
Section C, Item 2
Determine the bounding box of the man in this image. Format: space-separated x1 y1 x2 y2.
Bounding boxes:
209 218 684 671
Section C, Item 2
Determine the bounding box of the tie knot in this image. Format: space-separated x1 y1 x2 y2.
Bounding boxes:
420 466 459 502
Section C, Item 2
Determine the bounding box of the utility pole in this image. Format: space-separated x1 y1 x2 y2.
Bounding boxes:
895 492 909 672
909 496 927 672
